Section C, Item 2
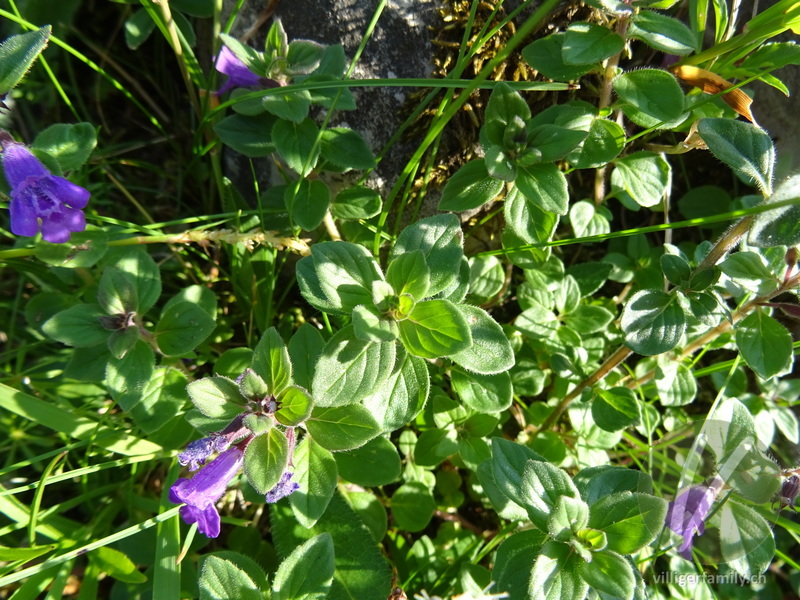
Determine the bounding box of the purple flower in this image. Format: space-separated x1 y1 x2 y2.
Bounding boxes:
169 446 244 538
215 46 265 95
177 436 230 471
666 480 721 559
1 141 89 243
265 471 299 503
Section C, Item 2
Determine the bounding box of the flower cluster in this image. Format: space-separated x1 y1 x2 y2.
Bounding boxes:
1 132 90 243
169 409 299 538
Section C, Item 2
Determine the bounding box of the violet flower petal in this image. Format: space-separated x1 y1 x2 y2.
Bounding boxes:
2 143 48 186
169 446 244 538
178 437 217 471
2 142 90 243
215 46 262 94
666 484 718 559
265 471 300 503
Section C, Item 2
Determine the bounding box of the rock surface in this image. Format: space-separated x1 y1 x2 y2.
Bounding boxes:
221 0 440 202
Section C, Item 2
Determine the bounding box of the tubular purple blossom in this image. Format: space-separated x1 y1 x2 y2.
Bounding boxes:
1 141 90 243
666 477 723 559
169 445 244 538
215 46 265 95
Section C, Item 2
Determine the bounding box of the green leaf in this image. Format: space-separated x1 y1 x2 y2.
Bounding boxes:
492 530 547 598
273 117 320 176
719 251 779 295
484 145 518 182
125 9 156 48
628 10 697 54
334 436 401 486
273 534 334 600
32 122 97 172
352 304 399 343
466 255 504 304
621 289 686 355
131 367 187 434
452 370 512 413
449 304 515 375
398 299 472 358
529 541 588 600
391 482 435 532
588 492 668 554
718 500 775 579
42 304 110 347
320 128 376 170
578 550 635 600
389 214 464 297
0 26 51 97
548 495 590 541
361 351 430 432
261 89 312 122
439 160 504 211
244 427 289 494
186 376 245 420
749 173 800 247
706 397 761 464
306 404 381 451
155 301 216 356
566 118 625 169
331 186 381 220
528 125 589 163
246 327 291 396
106 341 155 410
515 303 559 341
519 460 580 530
515 163 569 215
110 248 162 314
386 250 431 300
563 304 614 334
214 113 276 157
312 326 396 406
504 186 559 245
97 267 137 315
199 555 264 600
290 438 338 528
655 363 697 406
33 229 108 268
91 546 148 584
483 83 531 146
287 179 330 232
264 19 288 59
613 69 685 122
697 118 775 194
163 285 217 318
275 385 314 426
563 22 625 64
270 494 392 600
522 34 593 81
286 39 326 75
592 387 641 431
575 465 653 506
0 544 55 562
298 242 383 315
611 151 671 207
289 324 325 391
735 308 793 379
491 438 546 501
